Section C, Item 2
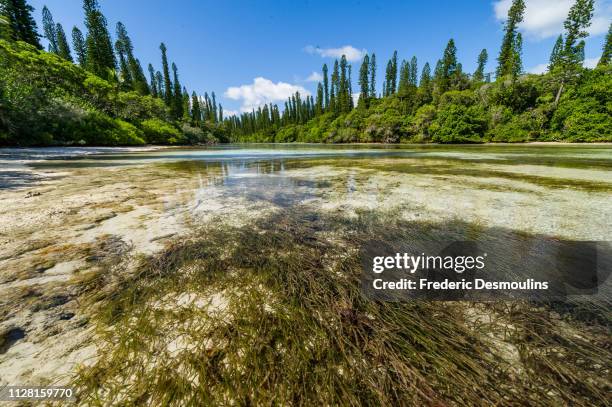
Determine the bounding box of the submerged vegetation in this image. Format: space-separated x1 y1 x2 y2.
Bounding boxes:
74 207 610 405
1 0 611 146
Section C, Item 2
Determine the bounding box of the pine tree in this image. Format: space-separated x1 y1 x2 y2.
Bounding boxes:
116 22 148 94
473 49 488 82
384 60 392 96
511 33 523 78
548 35 563 71
358 53 370 107
496 0 525 78
398 60 409 94
148 64 158 97
56 24 72 61
369 53 376 98
322 64 329 110
418 62 433 104
3 0 41 48
83 0 116 79
338 55 349 112
315 83 324 114
390 51 398 94
599 23 612 67
191 91 201 124
0 12 10 41
71 27 86 66
160 43 173 105
439 39 458 92
42 6 57 53
409 56 418 86
330 60 339 114
155 71 164 99
172 62 183 118
553 0 594 105
115 39 132 89
348 65 353 110
561 0 594 70
0 1 11 41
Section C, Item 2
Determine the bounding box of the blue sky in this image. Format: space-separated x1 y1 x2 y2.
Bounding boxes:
29 0 611 115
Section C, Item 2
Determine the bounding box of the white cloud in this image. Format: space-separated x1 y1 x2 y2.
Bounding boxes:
583 57 600 68
494 0 612 39
304 45 366 62
528 57 600 74
224 77 310 113
222 109 240 118
305 71 323 82
528 63 549 74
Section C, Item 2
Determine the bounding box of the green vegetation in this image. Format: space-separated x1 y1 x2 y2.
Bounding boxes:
74 207 610 405
0 0 610 146
229 0 611 144
0 0 224 146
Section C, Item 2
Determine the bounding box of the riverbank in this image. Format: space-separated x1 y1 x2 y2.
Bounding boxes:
0 145 610 403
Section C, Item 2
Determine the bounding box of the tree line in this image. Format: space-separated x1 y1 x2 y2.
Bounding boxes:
1 0 611 145
232 0 610 143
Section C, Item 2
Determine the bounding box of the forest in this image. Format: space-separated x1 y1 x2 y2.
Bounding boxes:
0 0 611 146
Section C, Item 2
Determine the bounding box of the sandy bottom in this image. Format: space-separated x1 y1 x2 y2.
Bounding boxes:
0 153 610 388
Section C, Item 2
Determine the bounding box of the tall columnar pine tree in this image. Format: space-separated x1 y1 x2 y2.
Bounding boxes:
348 64 354 110
439 39 458 93
172 62 183 118
83 0 116 79
390 50 398 94
55 23 72 61
160 43 173 105
322 63 329 110
560 0 594 71
116 22 148 95
190 92 201 124
409 56 418 86
554 0 594 105
155 71 164 99
115 39 132 89
71 27 86 66
148 64 158 97
329 60 339 115
549 35 563 71
473 49 488 82
496 0 525 78
338 55 349 113
384 60 392 96
315 83 324 114
181 87 190 121
2 0 40 47
358 53 370 107
369 53 376 98
511 33 523 78
41 6 57 53
599 23 612 67
418 62 433 103
398 59 409 94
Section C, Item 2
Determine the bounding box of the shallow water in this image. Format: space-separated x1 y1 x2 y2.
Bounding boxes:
1 144 611 240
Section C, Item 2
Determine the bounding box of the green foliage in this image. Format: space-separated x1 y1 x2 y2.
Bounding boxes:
551 66 612 142
140 118 183 144
496 0 525 78
0 39 196 146
430 103 487 143
2 0 40 48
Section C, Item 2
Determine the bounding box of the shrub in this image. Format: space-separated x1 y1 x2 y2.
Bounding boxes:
140 118 183 144
430 104 487 143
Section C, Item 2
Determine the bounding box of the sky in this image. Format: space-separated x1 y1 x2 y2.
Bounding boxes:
29 0 612 116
